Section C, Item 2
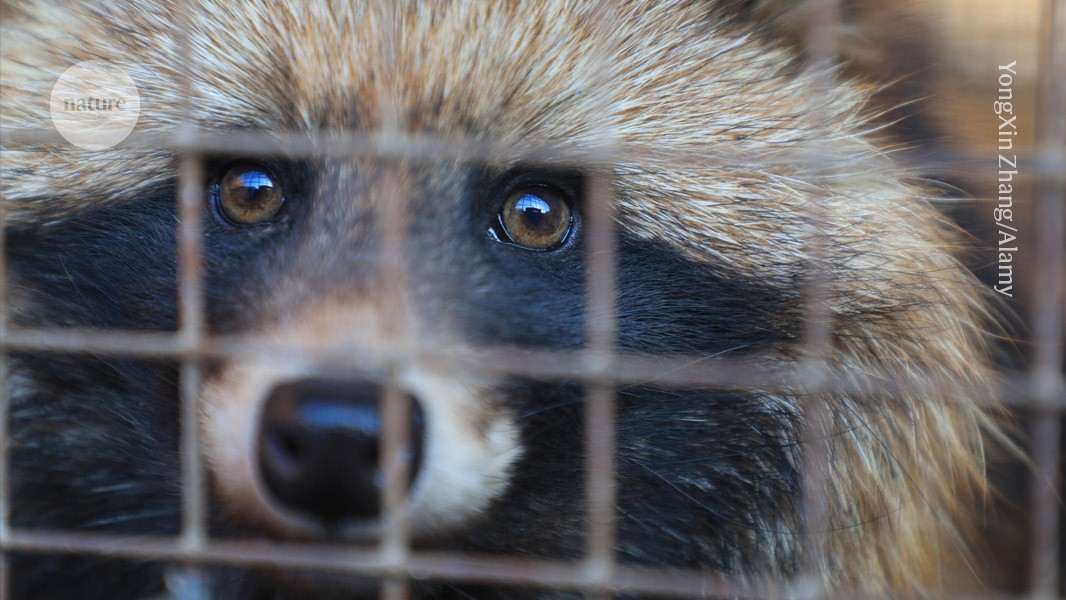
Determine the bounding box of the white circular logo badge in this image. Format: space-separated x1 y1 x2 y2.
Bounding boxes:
50 60 140 150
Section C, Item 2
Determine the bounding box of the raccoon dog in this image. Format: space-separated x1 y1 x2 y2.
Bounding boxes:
2 1 998 598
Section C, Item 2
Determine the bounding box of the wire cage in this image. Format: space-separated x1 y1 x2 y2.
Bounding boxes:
0 0 1063 598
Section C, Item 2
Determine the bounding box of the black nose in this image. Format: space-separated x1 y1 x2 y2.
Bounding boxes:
257 379 425 522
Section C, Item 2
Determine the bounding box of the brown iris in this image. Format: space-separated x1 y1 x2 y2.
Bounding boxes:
217 164 284 225
498 186 573 250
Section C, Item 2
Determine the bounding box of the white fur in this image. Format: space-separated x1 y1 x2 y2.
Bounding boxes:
200 305 522 539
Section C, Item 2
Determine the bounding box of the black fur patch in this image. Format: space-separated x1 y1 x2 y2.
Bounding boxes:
5 160 802 598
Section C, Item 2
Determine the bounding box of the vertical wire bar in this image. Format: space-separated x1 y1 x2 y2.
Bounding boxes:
0 159 10 600
1028 393 1063 595
796 0 840 592
1027 0 1065 597
380 578 408 600
174 2 208 597
376 5 411 598
178 154 206 549
177 153 208 600
379 169 414 600
584 172 619 597
584 2 622 597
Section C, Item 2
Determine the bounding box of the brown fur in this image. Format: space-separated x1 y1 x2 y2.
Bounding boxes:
2 0 1000 594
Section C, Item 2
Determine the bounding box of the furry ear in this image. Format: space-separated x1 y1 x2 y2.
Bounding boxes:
707 0 829 35
712 0 932 67
714 0 941 149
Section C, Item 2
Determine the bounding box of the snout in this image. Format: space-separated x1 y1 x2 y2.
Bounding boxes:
257 378 426 524
200 304 523 540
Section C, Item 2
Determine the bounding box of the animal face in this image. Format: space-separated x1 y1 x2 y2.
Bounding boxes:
2 1 999 598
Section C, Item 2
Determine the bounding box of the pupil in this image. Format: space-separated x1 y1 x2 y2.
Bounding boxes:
515 194 550 226
249 186 270 202
240 171 274 200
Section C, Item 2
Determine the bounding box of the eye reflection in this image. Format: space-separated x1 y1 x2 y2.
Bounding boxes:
216 164 285 225
229 170 274 198
514 194 551 224
498 186 573 250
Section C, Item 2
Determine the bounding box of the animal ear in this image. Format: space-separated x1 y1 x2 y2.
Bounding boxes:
712 0 941 148
711 0 931 61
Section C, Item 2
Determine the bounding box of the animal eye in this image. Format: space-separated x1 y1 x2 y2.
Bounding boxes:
493 185 574 250
213 163 285 225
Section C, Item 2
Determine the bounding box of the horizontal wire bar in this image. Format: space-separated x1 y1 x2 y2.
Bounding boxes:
0 528 1041 600
0 326 1061 410
1 127 1065 181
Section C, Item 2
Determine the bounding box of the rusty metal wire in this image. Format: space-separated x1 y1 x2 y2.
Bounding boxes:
169 2 210 593
0 327 1061 409
793 0 841 591
2 127 1065 183
0 120 9 600
1026 1 1066 598
0 528 1058 600
0 1 1063 599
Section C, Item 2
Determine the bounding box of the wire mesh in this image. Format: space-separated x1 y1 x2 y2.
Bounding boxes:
0 0 1063 599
